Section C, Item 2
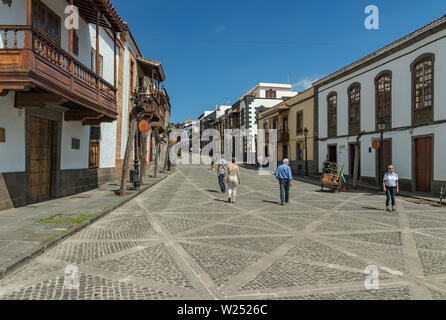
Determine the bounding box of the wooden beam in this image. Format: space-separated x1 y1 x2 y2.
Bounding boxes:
113 32 117 88
24 0 32 49
96 11 100 86
15 92 68 109
82 119 102 126
64 110 102 121
68 0 73 57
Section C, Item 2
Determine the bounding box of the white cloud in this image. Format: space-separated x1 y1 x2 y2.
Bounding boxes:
292 75 325 92
214 26 227 33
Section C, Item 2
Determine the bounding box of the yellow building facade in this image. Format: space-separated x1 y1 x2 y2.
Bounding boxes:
258 88 316 175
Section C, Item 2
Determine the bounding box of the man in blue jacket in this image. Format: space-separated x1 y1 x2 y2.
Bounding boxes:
275 159 294 206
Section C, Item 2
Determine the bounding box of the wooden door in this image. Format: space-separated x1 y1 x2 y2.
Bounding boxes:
89 126 100 169
415 137 432 192
29 116 53 202
328 145 337 163
377 140 392 182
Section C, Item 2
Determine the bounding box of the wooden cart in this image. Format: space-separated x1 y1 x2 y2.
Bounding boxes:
320 162 348 192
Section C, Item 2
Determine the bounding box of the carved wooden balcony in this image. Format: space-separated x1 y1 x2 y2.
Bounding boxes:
0 26 117 121
278 129 289 142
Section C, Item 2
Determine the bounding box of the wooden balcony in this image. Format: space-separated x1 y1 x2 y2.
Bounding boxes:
0 26 117 121
278 129 289 142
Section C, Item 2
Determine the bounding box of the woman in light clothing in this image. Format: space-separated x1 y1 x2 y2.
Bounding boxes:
383 165 399 212
224 158 241 203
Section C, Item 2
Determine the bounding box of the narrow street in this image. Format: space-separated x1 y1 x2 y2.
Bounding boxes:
0 165 445 300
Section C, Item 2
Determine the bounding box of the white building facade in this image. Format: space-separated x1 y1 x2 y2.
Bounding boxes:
314 15 446 194
227 83 297 163
0 0 125 209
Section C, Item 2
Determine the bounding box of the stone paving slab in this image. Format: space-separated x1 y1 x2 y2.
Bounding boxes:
0 167 170 279
0 164 445 300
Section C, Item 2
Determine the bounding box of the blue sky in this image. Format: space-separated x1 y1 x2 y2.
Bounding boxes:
112 0 446 123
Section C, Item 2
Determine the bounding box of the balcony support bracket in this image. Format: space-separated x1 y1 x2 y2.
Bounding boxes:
15 91 68 109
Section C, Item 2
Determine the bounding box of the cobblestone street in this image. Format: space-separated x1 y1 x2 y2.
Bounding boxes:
1 165 445 300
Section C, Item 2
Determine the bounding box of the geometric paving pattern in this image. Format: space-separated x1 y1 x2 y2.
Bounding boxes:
1 165 446 300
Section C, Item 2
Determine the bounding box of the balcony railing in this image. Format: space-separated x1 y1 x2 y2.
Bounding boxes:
0 25 117 118
279 129 289 142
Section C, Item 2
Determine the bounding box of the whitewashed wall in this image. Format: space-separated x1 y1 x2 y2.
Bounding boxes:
317 27 446 180
0 0 26 25
0 93 25 173
100 122 117 168
60 121 90 170
120 42 131 159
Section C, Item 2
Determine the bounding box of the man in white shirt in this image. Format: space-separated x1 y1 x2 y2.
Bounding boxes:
383 165 399 212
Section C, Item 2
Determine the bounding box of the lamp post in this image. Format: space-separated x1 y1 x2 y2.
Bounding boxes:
304 127 309 176
377 118 386 190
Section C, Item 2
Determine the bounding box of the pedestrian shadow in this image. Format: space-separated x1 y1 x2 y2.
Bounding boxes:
262 200 280 205
361 206 382 211
213 199 229 203
207 190 220 193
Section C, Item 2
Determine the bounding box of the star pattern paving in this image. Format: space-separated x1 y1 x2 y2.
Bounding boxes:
0 165 445 300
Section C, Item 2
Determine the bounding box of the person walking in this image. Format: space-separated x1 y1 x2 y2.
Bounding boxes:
383 165 399 212
275 159 293 206
224 158 241 203
217 155 227 193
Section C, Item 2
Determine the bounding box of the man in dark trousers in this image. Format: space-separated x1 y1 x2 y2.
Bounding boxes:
275 159 294 206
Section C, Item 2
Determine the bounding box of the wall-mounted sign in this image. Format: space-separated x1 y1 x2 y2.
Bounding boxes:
72 138 80 150
0 128 5 143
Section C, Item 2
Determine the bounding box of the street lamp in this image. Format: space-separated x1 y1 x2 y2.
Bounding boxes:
303 127 309 176
378 118 386 190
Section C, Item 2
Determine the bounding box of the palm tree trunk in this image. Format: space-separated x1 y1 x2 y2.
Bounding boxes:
120 115 138 196
140 132 148 185
154 129 160 178
163 141 172 173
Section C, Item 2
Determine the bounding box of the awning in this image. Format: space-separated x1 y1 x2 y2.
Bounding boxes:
73 0 126 32
137 57 166 82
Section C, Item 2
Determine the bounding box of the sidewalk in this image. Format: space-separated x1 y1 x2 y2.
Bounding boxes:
0 166 171 279
293 174 443 206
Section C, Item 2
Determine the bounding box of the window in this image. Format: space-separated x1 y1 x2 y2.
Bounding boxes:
348 84 361 136
273 119 278 130
327 93 337 138
266 90 276 99
283 117 288 131
375 72 391 129
412 55 434 124
282 144 288 159
32 0 61 42
73 30 79 56
91 49 103 76
414 58 433 109
296 111 303 135
296 141 303 161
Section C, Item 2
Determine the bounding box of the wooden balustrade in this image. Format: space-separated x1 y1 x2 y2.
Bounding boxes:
0 25 117 117
0 26 29 49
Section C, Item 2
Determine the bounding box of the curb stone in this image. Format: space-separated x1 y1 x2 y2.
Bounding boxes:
0 171 176 281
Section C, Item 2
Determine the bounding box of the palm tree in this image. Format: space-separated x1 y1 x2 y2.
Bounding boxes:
119 88 154 196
